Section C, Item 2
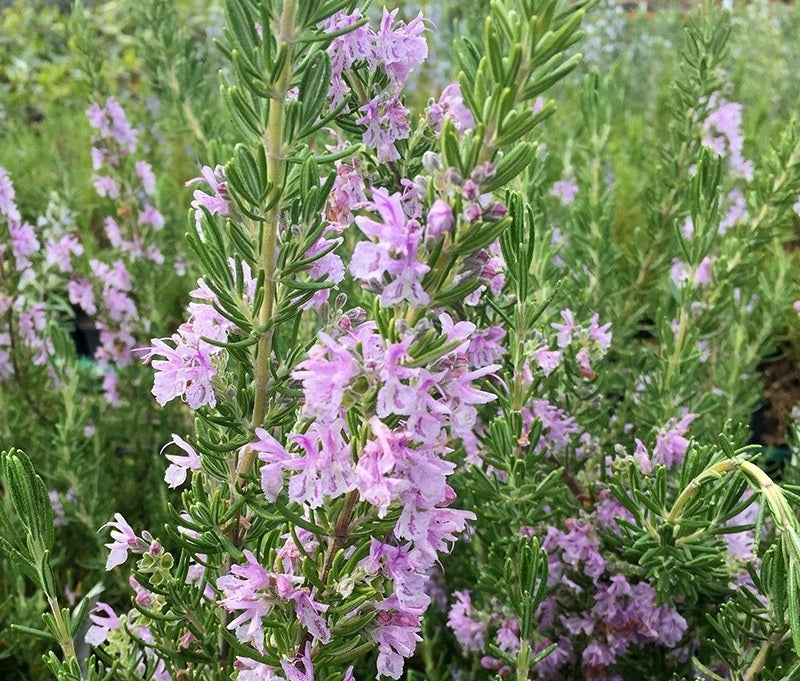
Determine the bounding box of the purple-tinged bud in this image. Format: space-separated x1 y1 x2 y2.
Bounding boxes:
462 180 478 201
135 589 153 607
339 307 367 331
149 540 161 556
422 151 441 174
427 199 455 238
179 631 198 649
426 101 444 129
470 162 496 185
444 167 463 186
483 202 508 222
464 204 482 223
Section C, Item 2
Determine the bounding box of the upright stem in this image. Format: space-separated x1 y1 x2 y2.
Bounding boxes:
742 634 775 681
46 595 83 678
222 2 298 665
238 0 298 480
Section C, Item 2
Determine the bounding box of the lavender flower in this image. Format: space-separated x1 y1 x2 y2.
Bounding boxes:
356 94 411 163
102 513 142 570
161 434 201 488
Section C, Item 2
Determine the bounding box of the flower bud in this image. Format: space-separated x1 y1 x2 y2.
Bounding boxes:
464 203 482 223
462 180 478 201
483 202 508 222
427 199 454 238
444 167 463 187
422 151 441 174
470 162 496 185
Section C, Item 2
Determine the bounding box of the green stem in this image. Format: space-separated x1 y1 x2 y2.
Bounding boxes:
666 458 786 527
661 303 689 409
238 0 298 479
46 596 81 676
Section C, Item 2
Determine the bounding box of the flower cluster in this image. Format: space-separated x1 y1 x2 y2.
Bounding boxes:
326 8 427 160
0 168 53 373
221 313 500 677
702 93 754 181
143 261 255 409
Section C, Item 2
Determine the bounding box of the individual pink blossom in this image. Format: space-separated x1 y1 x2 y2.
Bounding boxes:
102 513 141 570
427 83 475 133
85 602 120 646
141 331 218 409
588 313 613 352
325 10 377 106
138 205 165 230
552 309 576 347
350 188 430 307
0 167 21 222
293 591 331 643
9 222 40 270
327 157 367 229
376 9 428 86
285 420 357 508
447 590 486 653
291 332 359 420
552 177 579 206
652 413 697 468
162 434 201 488
45 233 83 272
186 165 230 230
694 255 713 286
633 438 652 474
356 94 410 163
68 278 97 315
217 550 275 653
299 235 345 309
534 346 562 376
372 594 424 679
92 175 120 199
248 428 292 501
135 160 156 195
525 399 581 454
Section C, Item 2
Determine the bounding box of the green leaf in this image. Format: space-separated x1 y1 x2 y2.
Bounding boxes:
483 143 535 192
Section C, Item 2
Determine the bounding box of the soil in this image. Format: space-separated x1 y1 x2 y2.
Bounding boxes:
751 356 800 447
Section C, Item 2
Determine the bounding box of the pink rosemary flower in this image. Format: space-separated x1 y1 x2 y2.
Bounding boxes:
135 160 156 196
186 165 230 230
427 83 475 134
652 413 697 468
85 602 120 646
102 513 141 570
552 177 579 206
0 167 21 222
703 94 753 180
217 550 276 653
161 434 201 488
141 331 218 409
356 94 410 163
372 594 424 679
376 9 428 86
350 187 430 306
447 590 486 653
92 175 121 199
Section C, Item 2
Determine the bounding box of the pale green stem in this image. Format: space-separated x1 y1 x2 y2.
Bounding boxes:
238 0 298 480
